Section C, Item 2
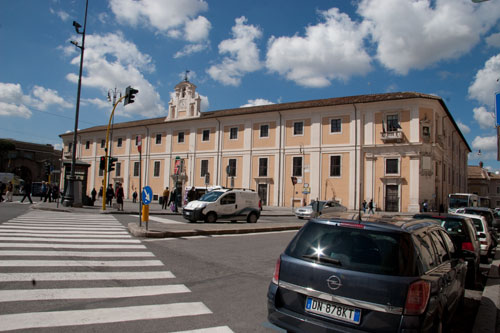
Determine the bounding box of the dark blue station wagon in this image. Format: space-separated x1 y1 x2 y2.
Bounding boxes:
267 218 467 332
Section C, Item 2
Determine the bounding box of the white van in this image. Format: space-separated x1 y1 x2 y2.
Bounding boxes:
182 188 261 223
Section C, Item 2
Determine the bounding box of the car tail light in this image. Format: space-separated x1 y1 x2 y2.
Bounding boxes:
272 257 281 284
404 280 431 315
462 242 475 251
480 240 488 245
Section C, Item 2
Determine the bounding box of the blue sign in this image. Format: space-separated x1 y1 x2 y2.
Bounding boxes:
496 92 500 127
142 186 153 205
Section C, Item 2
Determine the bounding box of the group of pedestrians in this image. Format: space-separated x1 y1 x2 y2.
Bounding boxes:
161 186 197 212
91 183 125 211
361 199 376 214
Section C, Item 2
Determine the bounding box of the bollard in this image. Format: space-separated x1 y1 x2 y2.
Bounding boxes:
142 204 149 230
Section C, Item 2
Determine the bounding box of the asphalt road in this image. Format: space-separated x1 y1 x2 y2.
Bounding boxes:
0 205 489 332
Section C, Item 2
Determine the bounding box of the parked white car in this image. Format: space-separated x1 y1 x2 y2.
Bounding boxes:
294 200 347 219
454 213 493 260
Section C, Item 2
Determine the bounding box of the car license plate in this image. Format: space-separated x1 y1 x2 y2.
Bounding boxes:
305 297 361 324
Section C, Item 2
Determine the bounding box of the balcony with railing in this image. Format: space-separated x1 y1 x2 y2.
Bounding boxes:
381 130 403 143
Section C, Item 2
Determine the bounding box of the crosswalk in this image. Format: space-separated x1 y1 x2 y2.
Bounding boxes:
0 211 233 332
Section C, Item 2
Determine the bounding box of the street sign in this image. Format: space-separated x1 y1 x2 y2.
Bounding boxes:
137 136 142 153
142 186 152 205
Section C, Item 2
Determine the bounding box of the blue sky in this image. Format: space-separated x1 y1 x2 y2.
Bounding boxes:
1 0 500 169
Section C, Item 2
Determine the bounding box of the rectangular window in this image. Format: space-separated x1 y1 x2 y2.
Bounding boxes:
202 129 210 142
330 119 341 133
133 161 140 177
293 121 304 136
99 168 104 177
497 187 500 194
178 132 185 143
228 159 237 177
230 127 238 140
155 133 162 144
153 161 160 177
259 158 268 177
117 138 123 147
292 156 302 177
116 162 121 177
68 143 72 152
260 124 269 138
85 141 90 149
386 158 399 175
387 114 400 132
330 155 341 177
100 139 105 149
135 136 140 146
201 160 209 177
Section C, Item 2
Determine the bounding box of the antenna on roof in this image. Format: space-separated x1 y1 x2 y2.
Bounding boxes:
184 70 190 82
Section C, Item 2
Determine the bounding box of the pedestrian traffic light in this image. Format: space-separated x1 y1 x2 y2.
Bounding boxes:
108 156 118 172
124 86 139 105
99 156 106 170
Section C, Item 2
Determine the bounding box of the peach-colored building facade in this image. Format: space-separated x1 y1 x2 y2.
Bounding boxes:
60 81 470 212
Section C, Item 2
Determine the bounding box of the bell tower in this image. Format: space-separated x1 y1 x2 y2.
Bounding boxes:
166 71 201 121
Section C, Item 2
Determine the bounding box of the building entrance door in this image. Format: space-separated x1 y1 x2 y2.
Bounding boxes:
258 184 267 206
385 185 399 212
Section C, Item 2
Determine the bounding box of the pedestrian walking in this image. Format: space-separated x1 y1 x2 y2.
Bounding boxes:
40 181 47 201
132 190 138 203
20 181 33 204
187 186 196 202
368 199 374 214
116 183 124 211
162 187 170 209
6 181 13 202
106 184 114 207
44 184 52 202
0 181 5 202
91 188 97 203
98 186 103 199
362 200 367 214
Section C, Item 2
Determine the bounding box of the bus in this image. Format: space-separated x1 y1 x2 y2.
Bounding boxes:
448 193 479 213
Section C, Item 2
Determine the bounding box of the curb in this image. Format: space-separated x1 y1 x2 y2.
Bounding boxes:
127 222 302 238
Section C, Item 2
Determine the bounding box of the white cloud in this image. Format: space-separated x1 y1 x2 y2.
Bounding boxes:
184 16 211 42
486 32 500 48
50 8 70 21
174 43 208 58
65 32 166 118
207 17 263 86
471 135 497 152
358 0 500 74
240 99 274 108
0 82 71 119
456 121 471 134
266 8 372 88
468 54 500 107
473 106 496 129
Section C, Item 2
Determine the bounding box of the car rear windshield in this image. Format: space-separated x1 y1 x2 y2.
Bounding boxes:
471 217 484 232
285 222 417 276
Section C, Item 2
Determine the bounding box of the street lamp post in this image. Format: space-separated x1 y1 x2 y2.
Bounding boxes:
63 0 88 207
107 87 121 187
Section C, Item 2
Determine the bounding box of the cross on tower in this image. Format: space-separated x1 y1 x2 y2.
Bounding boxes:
184 70 190 82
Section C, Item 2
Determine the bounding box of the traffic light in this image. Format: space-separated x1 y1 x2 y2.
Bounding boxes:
124 86 139 105
108 156 118 172
99 156 106 170
44 163 51 176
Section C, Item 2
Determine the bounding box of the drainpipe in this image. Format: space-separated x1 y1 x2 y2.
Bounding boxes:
216 118 221 186
278 111 283 206
353 104 359 213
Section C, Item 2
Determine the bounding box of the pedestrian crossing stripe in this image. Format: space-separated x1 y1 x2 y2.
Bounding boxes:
0 271 175 282
0 242 146 249
0 225 126 231
0 284 190 302
0 259 164 267
0 237 140 243
0 302 212 331
0 250 154 257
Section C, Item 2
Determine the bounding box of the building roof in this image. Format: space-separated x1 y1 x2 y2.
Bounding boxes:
468 165 490 180
59 91 471 152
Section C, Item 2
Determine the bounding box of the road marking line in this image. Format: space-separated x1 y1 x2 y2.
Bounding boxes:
0 242 146 249
0 302 212 331
0 233 131 238
0 271 175 282
0 284 190 302
0 259 163 267
0 230 129 235
0 250 154 257
0 237 140 243
0 225 126 231
171 326 235 333
131 215 186 224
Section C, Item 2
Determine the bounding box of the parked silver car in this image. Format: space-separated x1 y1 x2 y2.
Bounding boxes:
294 200 347 219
